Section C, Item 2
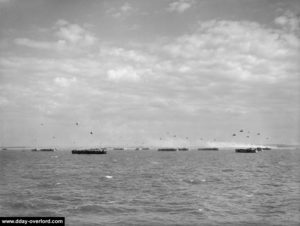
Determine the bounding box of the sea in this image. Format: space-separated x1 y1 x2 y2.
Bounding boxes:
0 147 299 226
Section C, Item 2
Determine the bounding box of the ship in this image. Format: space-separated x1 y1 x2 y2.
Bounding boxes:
235 148 257 153
198 148 219 151
135 147 150 151
256 147 263 152
32 148 55 152
113 147 124 151
178 148 189 151
72 148 107 154
158 148 177 151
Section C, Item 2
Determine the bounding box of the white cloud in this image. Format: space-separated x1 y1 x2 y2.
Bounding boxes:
54 77 77 87
120 2 132 13
0 57 83 75
2 10 300 146
167 0 193 13
106 2 135 18
99 46 156 63
0 96 9 106
55 21 97 46
274 10 300 32
107 66 140 82
14 38 54 50
162 19 299 83
14 20 97 52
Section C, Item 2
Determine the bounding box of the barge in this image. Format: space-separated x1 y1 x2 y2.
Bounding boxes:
198 148 219 151
235 148 257 153
32 148 55 152
113 147 124 151
158 148 177 151
178 148 189 151
72 148 107 154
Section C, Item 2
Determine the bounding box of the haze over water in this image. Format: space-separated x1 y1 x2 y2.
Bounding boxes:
1 148 299 226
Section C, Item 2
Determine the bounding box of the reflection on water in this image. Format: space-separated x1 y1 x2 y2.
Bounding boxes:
0 149 299 226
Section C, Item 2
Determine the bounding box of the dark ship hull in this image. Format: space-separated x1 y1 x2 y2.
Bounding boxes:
235 148 257 153
72 149 107 154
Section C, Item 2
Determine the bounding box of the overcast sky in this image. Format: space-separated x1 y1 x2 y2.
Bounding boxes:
0 0 299 147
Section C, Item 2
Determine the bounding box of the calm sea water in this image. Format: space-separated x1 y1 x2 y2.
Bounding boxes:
0 148 299 226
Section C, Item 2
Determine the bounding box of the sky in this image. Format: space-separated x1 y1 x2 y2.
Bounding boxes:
0 0 299 148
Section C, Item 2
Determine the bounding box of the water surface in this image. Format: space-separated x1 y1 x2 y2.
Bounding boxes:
0 148 299 225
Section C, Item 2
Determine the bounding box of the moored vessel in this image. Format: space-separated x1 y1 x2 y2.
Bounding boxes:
113 147 124 151
235 148 257 153
72 148 107 154
32 148 55 152
158 148 177 151
198 148 219 151
178 148 189 151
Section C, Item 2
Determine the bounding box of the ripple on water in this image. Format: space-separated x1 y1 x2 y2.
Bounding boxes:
182 178 206 185
67 204 139 215
5 198 60 212
222 169 235 172
1 148 299 226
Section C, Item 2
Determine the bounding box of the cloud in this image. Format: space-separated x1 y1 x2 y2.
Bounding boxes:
106 2 135 19
14 20 97 52
0 96 9 106
107 66 140 82
54 77 77 87
162 19 299 83
2 10 300 146
274 10 300 32
14 38 54 50
167 0 193 13
120 2 132 13
99 46 156 63
54 20 97 46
